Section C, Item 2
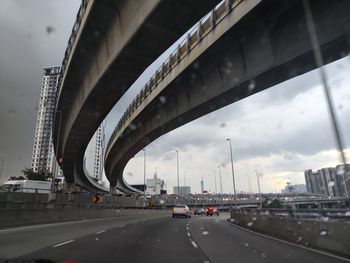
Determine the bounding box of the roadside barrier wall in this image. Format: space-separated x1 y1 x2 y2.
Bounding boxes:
0 208 170 228
230 212 350 257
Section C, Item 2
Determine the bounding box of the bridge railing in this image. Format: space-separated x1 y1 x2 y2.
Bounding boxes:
55 0 91 105
107 0 239 151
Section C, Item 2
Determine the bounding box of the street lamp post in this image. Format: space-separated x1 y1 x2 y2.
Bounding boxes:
213 170 217 193
255 169 262 209
142 149 146 206
175 150 179 196
218 166 223 194
226 139 238 209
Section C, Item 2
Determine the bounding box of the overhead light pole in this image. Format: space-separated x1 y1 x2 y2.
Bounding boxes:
175 150 179 196
226 139 237 209
255 169 262 209
218 165 223 194
213 170 217 193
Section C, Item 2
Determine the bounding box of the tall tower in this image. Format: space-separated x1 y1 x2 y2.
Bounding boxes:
93 121 105 181
31 67 61 175
200 177 204 193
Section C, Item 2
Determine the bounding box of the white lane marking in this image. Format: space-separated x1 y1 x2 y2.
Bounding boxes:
95 230 105 235
227 221 350 262
52 240 74 248
187 232 191 237
186 226 189 230
191 240 198 248
119 224 126 228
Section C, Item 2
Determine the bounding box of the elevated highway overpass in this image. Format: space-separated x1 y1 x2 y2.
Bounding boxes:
53 0 222 192
105 0 350 193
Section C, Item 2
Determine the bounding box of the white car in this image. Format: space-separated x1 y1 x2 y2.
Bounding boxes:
172 205 191 218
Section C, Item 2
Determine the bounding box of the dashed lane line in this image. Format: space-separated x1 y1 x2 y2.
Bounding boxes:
52 240 74 248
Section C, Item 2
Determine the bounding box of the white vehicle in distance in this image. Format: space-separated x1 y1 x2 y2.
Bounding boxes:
1 180 51 193
172 205 191 218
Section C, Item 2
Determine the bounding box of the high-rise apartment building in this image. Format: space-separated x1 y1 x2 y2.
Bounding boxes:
31 67 61 175
304 165 349 197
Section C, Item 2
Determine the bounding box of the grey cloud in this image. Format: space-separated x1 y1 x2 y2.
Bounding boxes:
0 0 80 182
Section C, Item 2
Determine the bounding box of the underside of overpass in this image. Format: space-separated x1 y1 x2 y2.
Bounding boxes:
105 0 350 193
54 0 222 192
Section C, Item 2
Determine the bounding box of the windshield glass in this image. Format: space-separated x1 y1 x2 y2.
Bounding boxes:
0 0 349 262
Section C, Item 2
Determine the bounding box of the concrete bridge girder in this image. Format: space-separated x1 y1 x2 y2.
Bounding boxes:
55 0 223 191
105 0 350 191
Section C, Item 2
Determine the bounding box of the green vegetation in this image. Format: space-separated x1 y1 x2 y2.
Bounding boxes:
262 197 282 208
19 168 53 181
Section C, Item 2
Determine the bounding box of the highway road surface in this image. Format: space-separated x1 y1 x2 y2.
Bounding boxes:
1 213 349 263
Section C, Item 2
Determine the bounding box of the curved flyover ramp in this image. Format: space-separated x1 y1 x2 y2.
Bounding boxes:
53 0 222 192
105 0 350 193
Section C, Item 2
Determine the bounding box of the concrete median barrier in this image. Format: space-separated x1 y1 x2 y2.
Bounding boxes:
229 212 350 257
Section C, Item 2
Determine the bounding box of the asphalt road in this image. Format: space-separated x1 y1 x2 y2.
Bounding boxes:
1 213 349 263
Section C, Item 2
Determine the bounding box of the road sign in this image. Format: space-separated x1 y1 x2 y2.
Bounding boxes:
93 194 100 204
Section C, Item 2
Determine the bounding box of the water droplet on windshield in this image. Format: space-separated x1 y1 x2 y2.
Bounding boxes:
7 109 15 118
129 123 137 130
46 26 55 35
321 217 329 222
202 231 209 235
219 122 226 128
159 96 167 104
336 166 345 175
244 243 249 247
247 222 253 226
248 80 256 92
224 68 232 74
320 230 327 236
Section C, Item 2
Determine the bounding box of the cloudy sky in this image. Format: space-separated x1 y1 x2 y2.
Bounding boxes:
1 1 349 194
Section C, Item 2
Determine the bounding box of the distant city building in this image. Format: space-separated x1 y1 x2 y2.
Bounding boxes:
93 121 105 182
31 66 62 176
146 173 164 195
304 164 349 197
200 178 204 193
173 186 191 195
282 183 307 194
336 164 350 197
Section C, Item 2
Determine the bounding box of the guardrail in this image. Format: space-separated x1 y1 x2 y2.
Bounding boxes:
107 0 239 151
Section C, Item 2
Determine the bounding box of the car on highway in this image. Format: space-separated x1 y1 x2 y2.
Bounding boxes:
193 208 205 215
172 205 191 218
205 207 219 216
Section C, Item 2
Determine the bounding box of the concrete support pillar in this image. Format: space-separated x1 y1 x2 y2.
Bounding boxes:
64 182 75 193
48 193 57 202
110 185 117 195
